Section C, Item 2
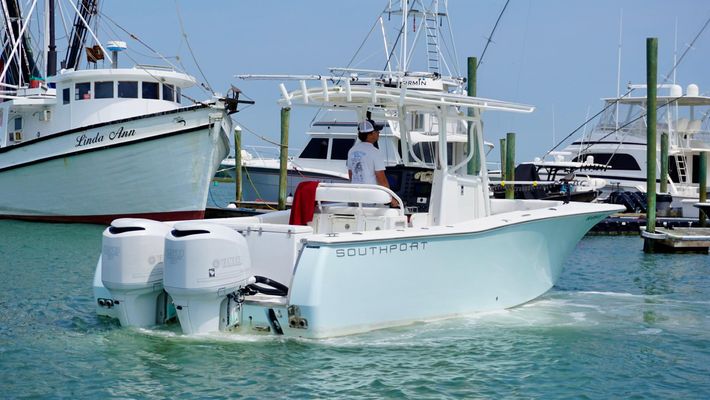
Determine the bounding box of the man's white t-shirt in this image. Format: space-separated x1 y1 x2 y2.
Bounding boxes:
346 140 386 184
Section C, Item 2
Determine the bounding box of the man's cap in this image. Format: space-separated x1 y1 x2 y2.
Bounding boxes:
358 120 384 134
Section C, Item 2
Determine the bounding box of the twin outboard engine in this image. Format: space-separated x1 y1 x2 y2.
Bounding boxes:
163 221 253 335
101 219 172 327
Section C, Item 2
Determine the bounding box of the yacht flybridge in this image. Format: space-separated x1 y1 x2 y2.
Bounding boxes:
93 75 624 338
557 83 710 216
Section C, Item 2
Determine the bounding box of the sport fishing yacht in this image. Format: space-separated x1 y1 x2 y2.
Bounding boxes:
557 83 710 216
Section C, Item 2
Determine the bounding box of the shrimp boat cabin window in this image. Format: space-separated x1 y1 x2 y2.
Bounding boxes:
10 117 22 142
162 83 175 102
118 81 138 98
75 82 91 100
300 138 329 159
142 81 159 99
331 138 355 160
95 81 114 99
62 88 71 105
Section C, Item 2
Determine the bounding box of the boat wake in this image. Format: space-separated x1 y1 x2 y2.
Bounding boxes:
311 289 710 347
121 288 709 346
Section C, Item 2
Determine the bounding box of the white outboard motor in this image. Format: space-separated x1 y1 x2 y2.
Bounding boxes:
163 221 253 335
101 218 172 328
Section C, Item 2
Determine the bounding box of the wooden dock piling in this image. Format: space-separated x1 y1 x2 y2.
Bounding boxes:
234 126 243 204
642 38 710 252
278 107 290 210
505 132 515 200
467 56 480 175
700 151 707 227
643 37 659 252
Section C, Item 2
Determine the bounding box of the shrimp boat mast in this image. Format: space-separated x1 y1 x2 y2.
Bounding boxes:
93 70 624 338
0 0 248 223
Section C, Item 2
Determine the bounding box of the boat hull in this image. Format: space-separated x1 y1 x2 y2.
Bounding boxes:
0 107 230 224
241 165 348 202
242 203 617 338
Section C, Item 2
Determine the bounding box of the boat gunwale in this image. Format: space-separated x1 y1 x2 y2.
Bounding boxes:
0 121 217 173
301 203 623 246
0 102 211 156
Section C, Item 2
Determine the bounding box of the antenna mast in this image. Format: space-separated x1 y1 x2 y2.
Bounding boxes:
47 0 57 76
615 9 623 130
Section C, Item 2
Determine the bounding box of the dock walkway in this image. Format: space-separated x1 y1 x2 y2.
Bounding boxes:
640 227 710 253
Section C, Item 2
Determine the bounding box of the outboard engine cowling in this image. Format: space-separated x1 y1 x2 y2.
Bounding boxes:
101 218 172 327
163 221 253 335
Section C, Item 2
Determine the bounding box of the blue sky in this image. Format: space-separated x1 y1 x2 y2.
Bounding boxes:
71 1 710 163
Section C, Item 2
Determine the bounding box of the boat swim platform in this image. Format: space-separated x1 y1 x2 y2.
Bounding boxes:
640 227 710 253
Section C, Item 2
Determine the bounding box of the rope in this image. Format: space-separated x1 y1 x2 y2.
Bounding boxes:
98 14 179 70
89 8 210 106
241 165 279 211
174 0 214 95
578 94 688 169
344 6 387 74
233 119 287 148
207 182 229 208
548 13 710 161
661 13 710 84
542 87 635 158
210 164 279 211
478 0 510 68
442 0 461 78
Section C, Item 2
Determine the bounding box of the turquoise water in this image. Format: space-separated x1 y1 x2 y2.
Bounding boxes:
1 218 710 399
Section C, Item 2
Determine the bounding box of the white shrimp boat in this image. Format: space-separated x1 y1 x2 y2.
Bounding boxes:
0 0 241 223
93 70 624 338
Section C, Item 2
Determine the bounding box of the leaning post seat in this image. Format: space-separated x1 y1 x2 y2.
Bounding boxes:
308 183 406 233
315 183 404 212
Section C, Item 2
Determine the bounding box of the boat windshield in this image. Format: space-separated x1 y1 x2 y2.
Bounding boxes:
598 99 710 137
597 101 646 137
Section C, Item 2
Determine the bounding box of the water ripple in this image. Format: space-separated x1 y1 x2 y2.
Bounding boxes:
2 224 710 398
